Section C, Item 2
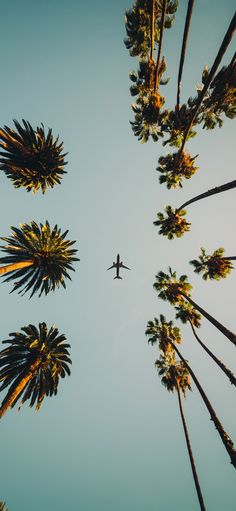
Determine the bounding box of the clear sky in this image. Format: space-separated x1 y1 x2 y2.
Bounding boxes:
0 1 235 510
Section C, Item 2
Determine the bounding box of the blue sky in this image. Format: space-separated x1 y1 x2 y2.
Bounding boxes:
0 1 235 510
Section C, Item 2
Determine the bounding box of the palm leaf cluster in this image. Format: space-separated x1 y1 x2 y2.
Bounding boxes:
154 205 190 239
0 503 9 511
0 119 67 193
130 59 168 142
0 221 79 297
194 61 236 130
190 247 234 280
125 0 178 142
124 0 178 58
0 323 71 417
157 150 198 188
155 351 191 395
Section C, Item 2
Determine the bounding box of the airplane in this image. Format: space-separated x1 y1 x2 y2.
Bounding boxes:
107 254 130 279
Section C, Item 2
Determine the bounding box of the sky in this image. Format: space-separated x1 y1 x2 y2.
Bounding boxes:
0 1 235 510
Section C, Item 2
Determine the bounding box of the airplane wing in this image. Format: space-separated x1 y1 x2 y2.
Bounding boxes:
107 264 116 271
120 263 130 270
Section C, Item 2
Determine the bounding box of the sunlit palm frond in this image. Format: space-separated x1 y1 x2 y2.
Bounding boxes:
0 119 67 193
0 221 79 297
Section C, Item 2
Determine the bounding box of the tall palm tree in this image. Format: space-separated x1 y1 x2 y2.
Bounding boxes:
179 11 236 153
0 119 67 193
176 0 195 111
146 315 236 469
154 179 236 238
154 269 236 345
190 247 235 280
175 302 236 387
155 351 207 511
0 322 71 419
0 221 79 297
198 55 236 129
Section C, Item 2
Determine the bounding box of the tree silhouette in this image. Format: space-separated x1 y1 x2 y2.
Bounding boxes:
0 119 67 193
0 322 71 419
0 221 79 297
190 247 235 280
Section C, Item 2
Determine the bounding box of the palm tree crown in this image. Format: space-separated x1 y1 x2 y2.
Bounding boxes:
157 149 198 188
175 302 202 328
124 0 178 58
0 221 79 297
0 322 71 417
156 351 191 396
190 247 234 280
146 314 182 352
154 268 192 303
154 206 190 239
0 119 67 193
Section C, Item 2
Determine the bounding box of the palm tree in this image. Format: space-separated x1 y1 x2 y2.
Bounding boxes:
179 11 236 153
154 179 236 238
0 221 79 297
0 322 71 419
154 205 191 239
154 269 236 345
176 0 195 111
0 119 67 193
190 247 235 280
146 315 236 469
145 314 182 352
198 55 236 129
155 351 207 511
175 302 236 387
157 150 198 188
124 0 178 59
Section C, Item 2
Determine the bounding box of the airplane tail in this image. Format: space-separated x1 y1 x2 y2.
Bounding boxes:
114 276 122 279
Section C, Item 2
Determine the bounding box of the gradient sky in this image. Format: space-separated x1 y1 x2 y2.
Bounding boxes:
0 1 235 510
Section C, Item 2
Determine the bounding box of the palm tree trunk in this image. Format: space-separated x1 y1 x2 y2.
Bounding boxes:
189 320 236 386
0 260 33 275
221 256 236 261
154 0 167 92
180 292 236 346
168 339 236 468
177 180 236 211
180 11 236 151
176 0 195 111
150 0 155 61
176 383 207 511
0 358 41 419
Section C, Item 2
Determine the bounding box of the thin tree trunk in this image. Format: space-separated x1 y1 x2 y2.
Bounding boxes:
0 358 41 419
0 260 33 275
177 180 236 211
176 0 195 111
180 11 236 151
150 0 155 61
176 383 207 511
189 320 236 386
154 0 167 92
168 339 236 468
180 292 236 346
